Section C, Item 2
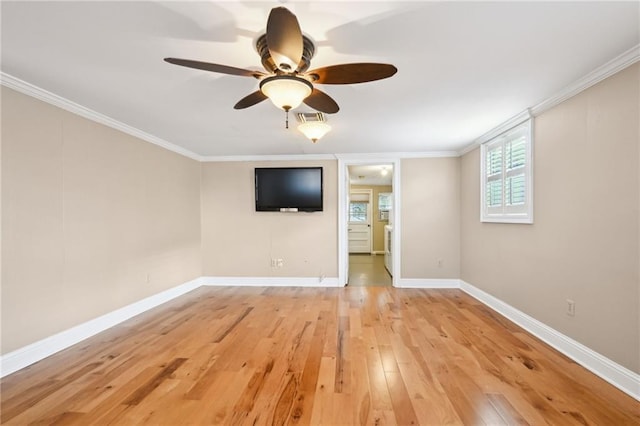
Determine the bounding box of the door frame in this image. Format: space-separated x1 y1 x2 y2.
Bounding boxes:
337 156 401 287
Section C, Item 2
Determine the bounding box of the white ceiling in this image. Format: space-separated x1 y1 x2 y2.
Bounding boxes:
2 1 638 158
349 164 393 186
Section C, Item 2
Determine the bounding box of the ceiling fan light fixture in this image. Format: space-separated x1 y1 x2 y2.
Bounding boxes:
298 121 331 143
164 8 397 116
260 75 312 111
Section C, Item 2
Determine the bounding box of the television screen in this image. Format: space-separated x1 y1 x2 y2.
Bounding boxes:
255 167 323 212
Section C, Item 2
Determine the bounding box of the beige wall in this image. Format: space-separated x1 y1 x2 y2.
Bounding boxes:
350 184 392 253
5 61 636 379
401 157 460 279
201 161 338 278
1 87 202 354
460 63 640 373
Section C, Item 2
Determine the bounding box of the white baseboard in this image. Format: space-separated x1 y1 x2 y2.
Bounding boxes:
3 275 638 402
395 278 460 288
0 277 204 378
202 276 342 287
460 280 640 401
0 275 340 377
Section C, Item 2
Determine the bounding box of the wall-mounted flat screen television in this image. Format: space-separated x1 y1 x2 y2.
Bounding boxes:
255 167 323 212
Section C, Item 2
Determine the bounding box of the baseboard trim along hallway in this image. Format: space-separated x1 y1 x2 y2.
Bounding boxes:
396 278 460 288
1 276 638 401
201 276 342 287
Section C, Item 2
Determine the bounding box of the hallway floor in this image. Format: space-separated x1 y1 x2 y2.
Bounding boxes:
348 253 392 286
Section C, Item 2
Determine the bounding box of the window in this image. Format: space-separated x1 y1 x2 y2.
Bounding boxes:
349 202 367 222
378 193 392 211
349 191 370 223
481 119 533 223
378 192 392 221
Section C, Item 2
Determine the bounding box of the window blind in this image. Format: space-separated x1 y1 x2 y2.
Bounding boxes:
350 193 370 203
480 119 533 223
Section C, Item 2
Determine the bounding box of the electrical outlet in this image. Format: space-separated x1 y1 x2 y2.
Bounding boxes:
566 299 575 317
277 259 284 268
270 259 277 267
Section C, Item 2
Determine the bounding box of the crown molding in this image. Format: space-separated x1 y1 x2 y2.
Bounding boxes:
6 42 638 163
202 151 459 162
200 154 337 162
458 141 480 156
0 73 456 162
531 43 640 116
397 151 460 158
335 151 459 161
456 109 533 156
458 43 640 156
0 72 203 162
473 109 533 146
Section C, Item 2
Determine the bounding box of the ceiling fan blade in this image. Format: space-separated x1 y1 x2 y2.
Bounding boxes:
234 91 268 110
307 63 397 84
303 88 339 114
266 7 303 72
164 58 264 78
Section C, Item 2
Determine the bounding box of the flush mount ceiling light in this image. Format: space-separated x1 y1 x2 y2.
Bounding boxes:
299 121 331 143
381 167 389 176
297 112 331 143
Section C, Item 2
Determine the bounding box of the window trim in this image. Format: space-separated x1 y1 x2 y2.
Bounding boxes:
480 118 534 224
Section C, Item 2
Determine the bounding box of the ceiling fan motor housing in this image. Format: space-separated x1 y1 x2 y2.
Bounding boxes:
256 34 316 73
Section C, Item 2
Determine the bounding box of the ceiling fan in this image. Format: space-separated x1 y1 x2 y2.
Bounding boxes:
164 7 397 115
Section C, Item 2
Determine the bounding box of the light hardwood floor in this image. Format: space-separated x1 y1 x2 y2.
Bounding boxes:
1 286 638 425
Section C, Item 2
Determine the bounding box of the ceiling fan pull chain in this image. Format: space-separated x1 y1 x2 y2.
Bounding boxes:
285 109 289 129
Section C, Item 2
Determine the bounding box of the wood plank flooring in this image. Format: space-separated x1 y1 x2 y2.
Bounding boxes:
1 286 638 425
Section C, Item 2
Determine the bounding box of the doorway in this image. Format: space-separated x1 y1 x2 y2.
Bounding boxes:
345 163 395 287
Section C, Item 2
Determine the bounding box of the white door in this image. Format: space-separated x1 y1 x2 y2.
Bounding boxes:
348 191 372 253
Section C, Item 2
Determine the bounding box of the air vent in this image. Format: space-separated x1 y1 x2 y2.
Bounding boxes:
296 112 326 123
